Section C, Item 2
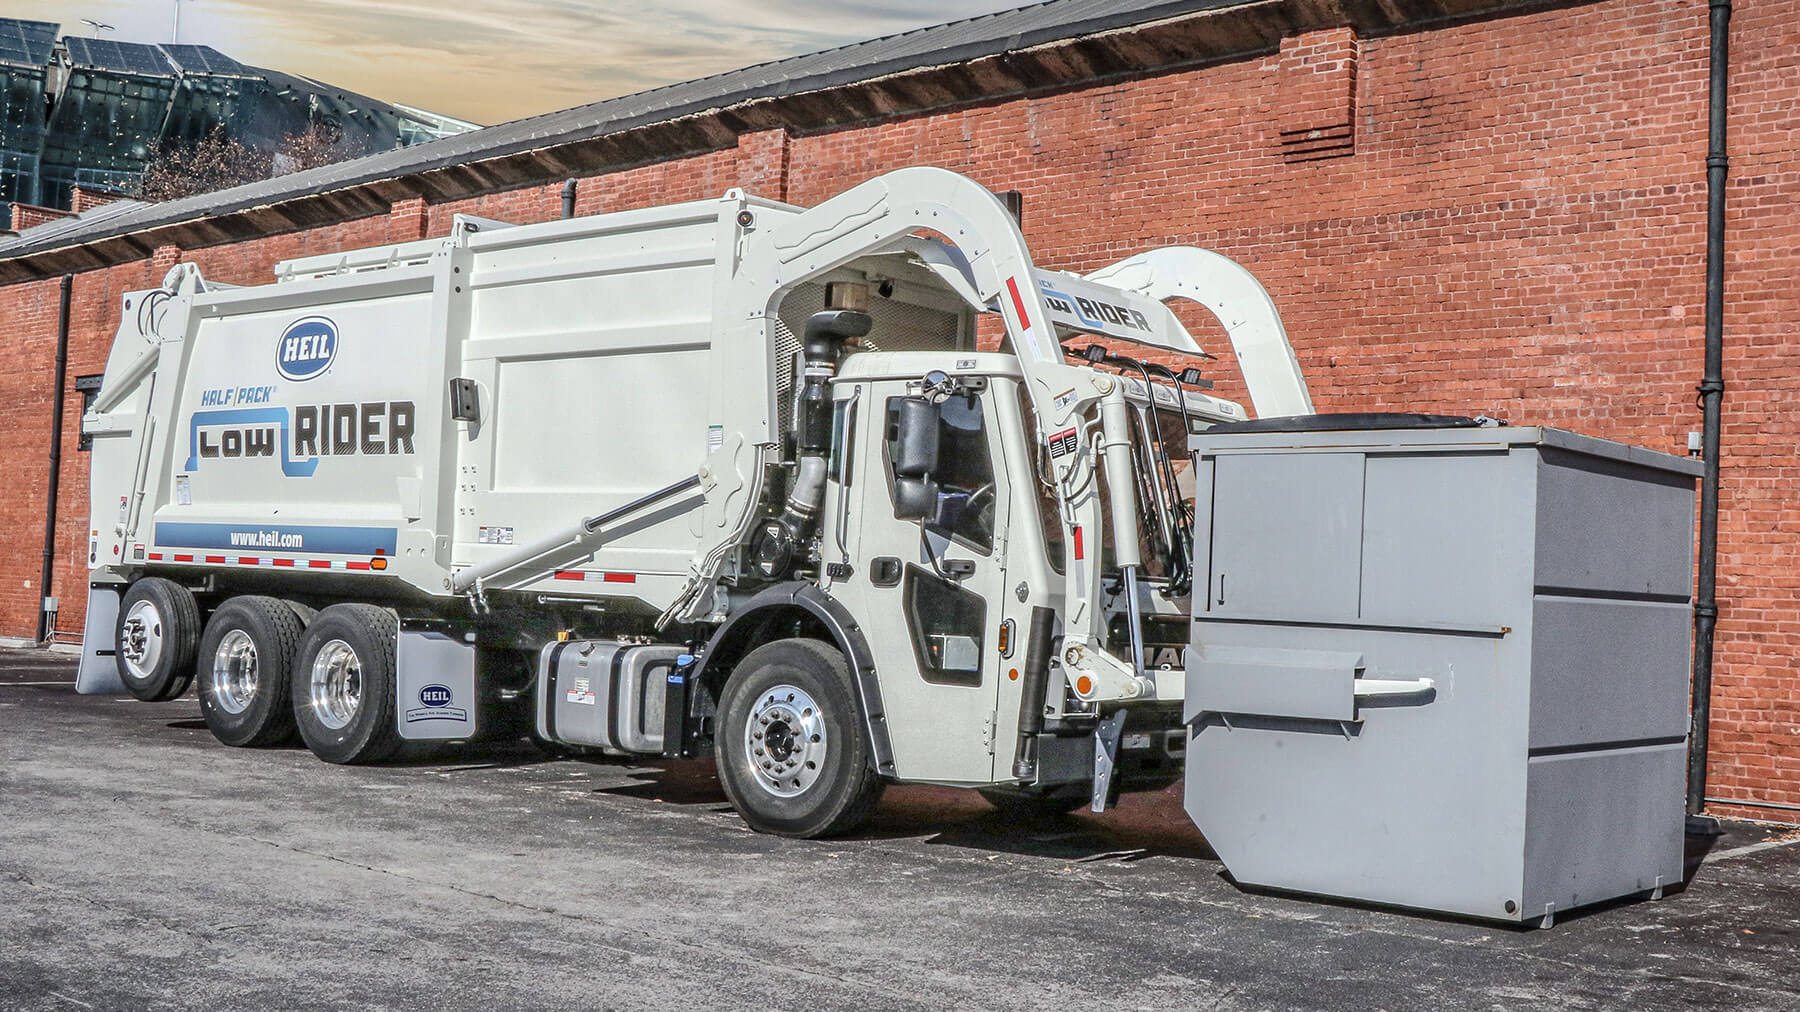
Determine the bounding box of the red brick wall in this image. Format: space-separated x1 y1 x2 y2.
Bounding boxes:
1 0 1793 820
69 187 127 214
8 203 74 231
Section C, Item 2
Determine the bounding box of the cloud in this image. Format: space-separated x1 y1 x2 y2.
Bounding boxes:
174 0 1022 124
7 0 1023 123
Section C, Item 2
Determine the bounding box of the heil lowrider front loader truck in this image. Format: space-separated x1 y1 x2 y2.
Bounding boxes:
78 167 1699 924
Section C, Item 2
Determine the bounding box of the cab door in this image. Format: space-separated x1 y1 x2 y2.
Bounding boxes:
829 379 1014 785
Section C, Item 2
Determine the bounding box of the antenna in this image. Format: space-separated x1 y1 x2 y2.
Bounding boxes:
79 19 115 38
171 0 191 44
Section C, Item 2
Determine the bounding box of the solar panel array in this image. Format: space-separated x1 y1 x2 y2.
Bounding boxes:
64 37 175 77
161 44 250 77
0 23 264 79
0 18 56 68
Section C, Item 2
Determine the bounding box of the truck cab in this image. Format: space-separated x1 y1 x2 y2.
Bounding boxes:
813 351 1233 794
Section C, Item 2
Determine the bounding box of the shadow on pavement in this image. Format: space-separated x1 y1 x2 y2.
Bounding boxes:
584 756 1220 864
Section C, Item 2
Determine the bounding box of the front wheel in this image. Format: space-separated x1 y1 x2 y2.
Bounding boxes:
715 639 883 838
290 604 402 765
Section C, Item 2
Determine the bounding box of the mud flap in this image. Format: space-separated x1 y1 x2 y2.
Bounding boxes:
74 586 126 695
395 629 477 741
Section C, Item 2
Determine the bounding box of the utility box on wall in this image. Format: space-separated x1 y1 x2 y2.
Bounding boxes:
1183 417 1701 924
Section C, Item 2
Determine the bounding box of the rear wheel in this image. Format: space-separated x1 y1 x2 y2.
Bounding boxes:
196 596 304 747
290 604 402 765
114 577 201 702
715 639 883 838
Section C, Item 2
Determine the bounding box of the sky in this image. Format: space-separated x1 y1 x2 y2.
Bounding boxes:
17 0 1025 125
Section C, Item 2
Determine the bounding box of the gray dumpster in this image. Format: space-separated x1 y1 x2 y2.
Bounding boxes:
1184 417 1701 924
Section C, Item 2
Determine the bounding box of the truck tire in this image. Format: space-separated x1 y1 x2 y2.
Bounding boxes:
715 639 883 838
290 604 402 765
114 577 201 702
196 596 304 748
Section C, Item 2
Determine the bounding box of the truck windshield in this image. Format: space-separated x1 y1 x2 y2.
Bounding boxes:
1014 382 1197 584
1014 383 1065 574
1102 400 1196 588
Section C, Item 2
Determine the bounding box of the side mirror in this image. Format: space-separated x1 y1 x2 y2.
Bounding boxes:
892 396 940 477
894 476 940 521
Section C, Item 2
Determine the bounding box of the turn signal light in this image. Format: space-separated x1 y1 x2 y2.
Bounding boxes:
370 557 388 571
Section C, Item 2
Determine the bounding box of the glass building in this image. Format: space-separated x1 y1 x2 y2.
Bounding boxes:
0 18 475 229
0 19 56 209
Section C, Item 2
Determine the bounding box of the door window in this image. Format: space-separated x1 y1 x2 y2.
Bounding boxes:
902 563 986 687
884 395 997 553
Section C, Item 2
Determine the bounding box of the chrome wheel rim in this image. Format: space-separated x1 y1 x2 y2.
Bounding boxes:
209 629 258 714
744 683 827 798
309 639 362 730
120 599 164 679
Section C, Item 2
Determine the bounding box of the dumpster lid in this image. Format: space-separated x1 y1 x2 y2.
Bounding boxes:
1201 412 1491 434
1192 417 1704 479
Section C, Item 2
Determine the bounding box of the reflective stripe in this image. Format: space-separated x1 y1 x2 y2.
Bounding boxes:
142 555 377 571
1006 275 1031 330
553 570 639 584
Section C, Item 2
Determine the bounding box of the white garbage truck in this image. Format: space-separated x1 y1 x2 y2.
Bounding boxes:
79 167 1700 924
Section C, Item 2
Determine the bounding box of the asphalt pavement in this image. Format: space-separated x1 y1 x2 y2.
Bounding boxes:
2 647 1797 1011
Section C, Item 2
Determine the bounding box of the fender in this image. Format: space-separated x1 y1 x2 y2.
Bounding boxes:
693 581 895 777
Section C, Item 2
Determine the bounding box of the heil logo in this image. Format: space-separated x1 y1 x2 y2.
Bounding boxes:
419 684 453 708
277 317 338 381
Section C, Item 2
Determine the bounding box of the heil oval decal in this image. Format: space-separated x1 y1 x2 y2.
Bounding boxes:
419 684 454 708
277 316 338 381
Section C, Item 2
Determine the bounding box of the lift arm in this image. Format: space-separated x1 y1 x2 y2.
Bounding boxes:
686 166 1147 701
1086 246 1314 418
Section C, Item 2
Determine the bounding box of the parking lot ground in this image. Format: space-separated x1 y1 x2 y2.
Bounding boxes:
2 647 1796 1011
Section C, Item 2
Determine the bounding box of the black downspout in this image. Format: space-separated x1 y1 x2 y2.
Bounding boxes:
561 179 578 219
1688 0 1731 816
37 274 72 645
